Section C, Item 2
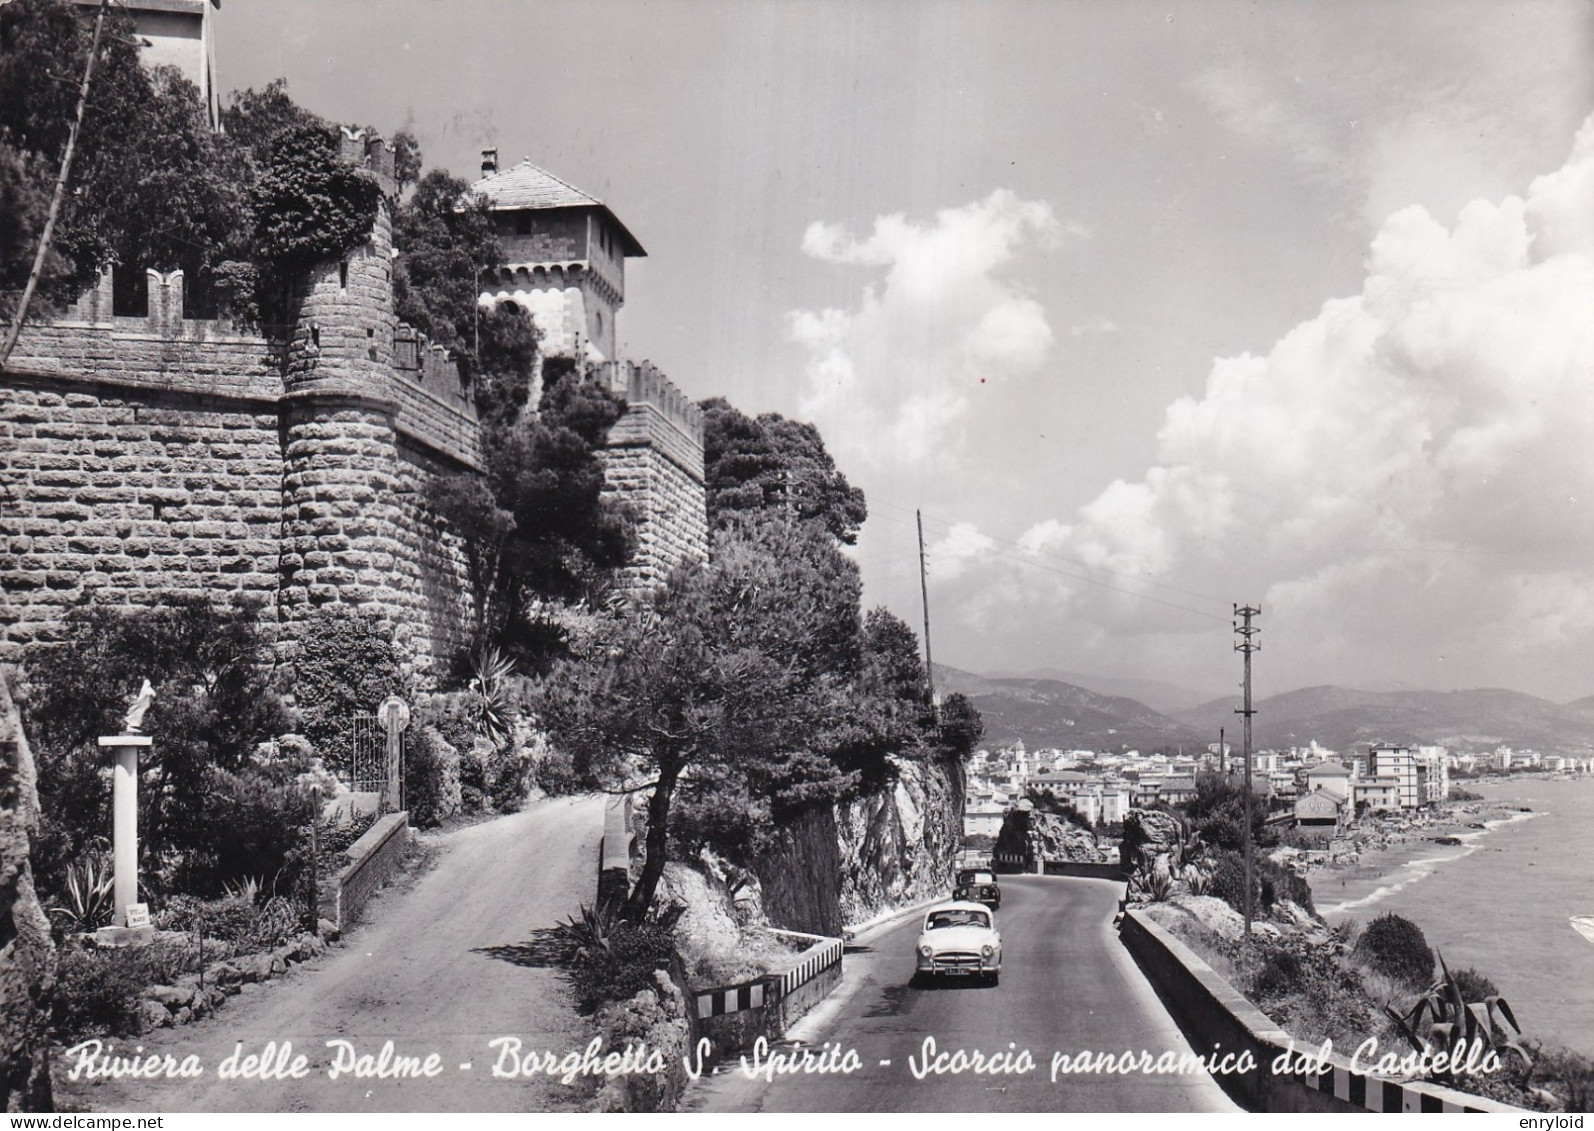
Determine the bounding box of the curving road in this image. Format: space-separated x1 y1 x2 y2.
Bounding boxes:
688 875 1239 1112
57 794 607 1113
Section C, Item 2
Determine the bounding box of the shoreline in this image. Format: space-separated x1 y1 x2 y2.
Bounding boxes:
1298 799 1539 920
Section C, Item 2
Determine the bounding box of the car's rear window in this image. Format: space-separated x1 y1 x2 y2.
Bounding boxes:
927 909 991 930
958 870 995 885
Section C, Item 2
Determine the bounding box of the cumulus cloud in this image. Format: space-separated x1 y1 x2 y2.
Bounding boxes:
980 114 1594 696
787 189 1064 469
928 522 998 582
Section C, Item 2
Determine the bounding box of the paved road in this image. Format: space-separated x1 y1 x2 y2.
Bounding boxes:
59 794 607 1113
689 875 1239 1112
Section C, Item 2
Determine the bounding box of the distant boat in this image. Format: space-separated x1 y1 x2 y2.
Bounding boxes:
1572 916 1594 946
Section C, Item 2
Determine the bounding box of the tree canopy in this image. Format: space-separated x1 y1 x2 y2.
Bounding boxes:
700 397 868 544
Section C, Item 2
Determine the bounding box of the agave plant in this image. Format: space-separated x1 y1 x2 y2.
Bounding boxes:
468 645 516 747
1384 950 1532 1076
49 855 116 933
1183 862 1213 897
1144 867 1176 902
554 902 618 961
222 875 264 905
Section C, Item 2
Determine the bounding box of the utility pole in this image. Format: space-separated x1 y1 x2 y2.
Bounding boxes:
1 0 110 372
1234 604 1260 937
917 509 935 704
1219 726 1225 774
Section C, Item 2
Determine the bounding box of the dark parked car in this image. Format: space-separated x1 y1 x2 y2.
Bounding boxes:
953 881 1001 910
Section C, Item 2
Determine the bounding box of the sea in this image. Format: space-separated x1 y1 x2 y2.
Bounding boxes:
1314 775 1594 1058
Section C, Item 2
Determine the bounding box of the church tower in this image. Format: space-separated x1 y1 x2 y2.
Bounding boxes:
471 151 646 361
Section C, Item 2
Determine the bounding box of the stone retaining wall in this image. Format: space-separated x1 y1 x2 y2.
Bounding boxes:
318 811 411 932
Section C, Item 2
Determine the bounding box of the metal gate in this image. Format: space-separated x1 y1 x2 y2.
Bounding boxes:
350 712 386 793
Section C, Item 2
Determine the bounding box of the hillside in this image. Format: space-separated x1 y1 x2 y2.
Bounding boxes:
1175 685 1594 754
934 664 1205 752
983 667 1219 713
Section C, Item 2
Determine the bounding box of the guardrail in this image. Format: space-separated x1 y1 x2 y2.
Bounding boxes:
691 927 845 1050
1118 907 1524 1113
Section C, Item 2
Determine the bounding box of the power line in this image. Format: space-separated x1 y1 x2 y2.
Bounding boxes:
871 496 1229 609
865 501 1230 623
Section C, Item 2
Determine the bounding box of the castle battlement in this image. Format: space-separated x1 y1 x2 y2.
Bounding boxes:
1 138 705 674
338 126 397 195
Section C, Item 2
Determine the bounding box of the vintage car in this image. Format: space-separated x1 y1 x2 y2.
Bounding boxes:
915 901 1002 985
954 869 1001 907
952 881 1001 910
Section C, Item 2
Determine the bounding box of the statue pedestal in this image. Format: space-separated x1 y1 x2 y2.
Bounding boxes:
97 734 152 929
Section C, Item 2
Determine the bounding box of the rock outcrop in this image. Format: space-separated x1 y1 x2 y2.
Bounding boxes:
755 754 965 935
995 807 1112 866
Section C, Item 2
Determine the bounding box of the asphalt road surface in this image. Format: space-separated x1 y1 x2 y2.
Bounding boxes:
689 875 1240 1113
58 794 606 1113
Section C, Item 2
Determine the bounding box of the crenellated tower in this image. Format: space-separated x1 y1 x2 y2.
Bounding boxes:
471 151 645 362
276 128 466 672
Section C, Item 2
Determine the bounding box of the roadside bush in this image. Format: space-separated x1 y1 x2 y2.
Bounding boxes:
52 946 152 1039
1353 912 1434 988
1205 848 1315 917
1239 935 1383 1050
570 912 682 1015
52 938 202 1040
403 725 463 827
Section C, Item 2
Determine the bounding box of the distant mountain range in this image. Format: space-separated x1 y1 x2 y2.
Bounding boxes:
937 664 1594 755
981 667 1219 713
933 665 1207 753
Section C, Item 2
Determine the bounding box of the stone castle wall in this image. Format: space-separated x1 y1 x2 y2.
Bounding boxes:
0 140 707 680
597 361 708 592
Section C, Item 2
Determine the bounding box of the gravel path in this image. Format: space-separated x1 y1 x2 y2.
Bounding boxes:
57 793 608 1113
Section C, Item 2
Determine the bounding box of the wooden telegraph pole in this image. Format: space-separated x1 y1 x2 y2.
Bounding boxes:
1233 604 1260 937
917 509 935 705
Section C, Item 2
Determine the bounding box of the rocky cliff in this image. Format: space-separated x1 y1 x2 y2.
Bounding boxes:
755 754 965 935
995 806 1113 866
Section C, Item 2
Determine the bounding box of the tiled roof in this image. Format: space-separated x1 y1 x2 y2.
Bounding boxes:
469 160 646 256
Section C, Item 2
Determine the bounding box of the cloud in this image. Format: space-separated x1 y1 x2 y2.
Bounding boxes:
1068 316 1121 340
1188 6 1594 231
953 113 1594 697
787 189 1064 471
928 522 998 582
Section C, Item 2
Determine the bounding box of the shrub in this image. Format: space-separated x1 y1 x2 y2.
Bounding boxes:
568 906 683 1015
1451 966 1499 1002
403 726 462 827
1354 912 1435 988
52 938 204 1041
23 598 295 900
289 608 405 781
53 946 153 1039
1205 848 1316 917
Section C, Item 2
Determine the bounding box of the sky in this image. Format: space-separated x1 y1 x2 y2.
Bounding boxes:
216 0 1594 703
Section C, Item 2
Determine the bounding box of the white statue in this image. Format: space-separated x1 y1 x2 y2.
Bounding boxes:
123 679 155 734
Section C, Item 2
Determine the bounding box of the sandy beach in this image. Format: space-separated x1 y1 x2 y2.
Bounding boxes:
1296 776 1594 1057
1302 798 1536 918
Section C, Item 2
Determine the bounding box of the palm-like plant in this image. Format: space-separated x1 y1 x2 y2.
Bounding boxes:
554 902 618 961
48 856 115 933
468 645 515 747
1385 950 1532 1077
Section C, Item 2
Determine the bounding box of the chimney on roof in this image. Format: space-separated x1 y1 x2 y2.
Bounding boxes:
481 148 499 177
